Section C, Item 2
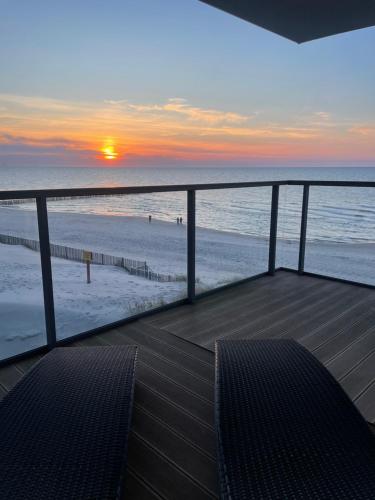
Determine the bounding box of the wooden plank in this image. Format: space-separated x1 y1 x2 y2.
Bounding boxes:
135 361 213 423
146 272 304 330
301 302 375 355
340 350 375 400
251 284 358 341
124 469 164 500
154 273 298 332
199 280 337 348
355 383 375 424
127 433 217 500
0 364 24 391
136 348 213 401
145 274 279 327
182 275 323 337
134 383 216 458
112 323 214 381
131 405 217 495
137 360 214 426
260 286 369 343
188 279 327 346
96 329 213 401
134 321 215 365
326 326 375 380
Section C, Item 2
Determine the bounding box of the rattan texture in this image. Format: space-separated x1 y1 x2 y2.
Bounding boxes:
0 346 137 499
215 339 375 499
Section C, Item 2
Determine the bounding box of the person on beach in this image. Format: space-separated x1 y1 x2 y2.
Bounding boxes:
176 217 179 224
179 217 183 225
148 215 152 223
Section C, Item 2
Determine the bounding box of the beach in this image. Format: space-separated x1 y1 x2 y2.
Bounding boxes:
0 205 374 357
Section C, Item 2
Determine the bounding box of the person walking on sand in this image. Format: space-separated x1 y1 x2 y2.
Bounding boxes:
176 217 179 225
148 215 152 223
179 217 183 225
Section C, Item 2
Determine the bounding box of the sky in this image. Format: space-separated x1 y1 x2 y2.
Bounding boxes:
0 0 375 168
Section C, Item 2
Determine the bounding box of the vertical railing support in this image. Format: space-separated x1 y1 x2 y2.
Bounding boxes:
36 196 57 347
187 190 196 303
268 185 279 276
298 184 310 274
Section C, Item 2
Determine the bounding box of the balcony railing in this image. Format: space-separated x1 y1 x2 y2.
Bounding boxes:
0 179 374 365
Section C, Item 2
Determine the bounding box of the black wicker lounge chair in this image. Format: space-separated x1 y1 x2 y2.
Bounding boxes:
215 339 375 499
0 346 137 500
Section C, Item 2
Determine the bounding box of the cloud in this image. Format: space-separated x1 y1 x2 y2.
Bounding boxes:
0 132 85 148
314 111 331 121
349 125 375 137
105 97 250 125
1 93 374 166
162 98 250 124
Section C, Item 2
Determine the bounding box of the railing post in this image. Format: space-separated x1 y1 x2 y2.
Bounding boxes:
268 185 279 275
298 184 310 274
187 190 196 303
36 196 57 347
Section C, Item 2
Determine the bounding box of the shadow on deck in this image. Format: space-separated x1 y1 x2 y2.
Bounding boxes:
1 270 374 499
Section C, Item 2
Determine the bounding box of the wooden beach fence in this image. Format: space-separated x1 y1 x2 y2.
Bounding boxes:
0 234 186 283
0 195 107 206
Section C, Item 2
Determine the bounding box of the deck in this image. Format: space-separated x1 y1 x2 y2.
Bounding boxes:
0 270 374 499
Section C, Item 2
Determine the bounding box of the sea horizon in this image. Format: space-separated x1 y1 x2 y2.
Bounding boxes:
1 165 374 244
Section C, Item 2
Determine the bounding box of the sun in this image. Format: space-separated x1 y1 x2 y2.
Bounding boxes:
101 143 118 160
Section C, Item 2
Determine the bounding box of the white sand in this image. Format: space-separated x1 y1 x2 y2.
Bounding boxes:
0 207 374 358
0 243 185 358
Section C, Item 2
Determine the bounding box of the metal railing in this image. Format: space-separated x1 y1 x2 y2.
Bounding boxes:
0 179 374 365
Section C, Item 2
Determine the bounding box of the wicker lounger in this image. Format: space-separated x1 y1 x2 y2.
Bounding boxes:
215 339 375 499
0 346 137 499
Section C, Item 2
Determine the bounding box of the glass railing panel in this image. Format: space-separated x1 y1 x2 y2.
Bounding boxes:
47 192 187 340
0 198 46 359
304 186 375 285
195 187 271 293
276 185 303 270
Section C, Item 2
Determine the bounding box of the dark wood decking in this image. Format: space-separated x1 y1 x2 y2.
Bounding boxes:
0 270 374 499
145 271 375 423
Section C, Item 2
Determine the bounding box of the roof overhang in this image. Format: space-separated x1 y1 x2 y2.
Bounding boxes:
200 0 375 43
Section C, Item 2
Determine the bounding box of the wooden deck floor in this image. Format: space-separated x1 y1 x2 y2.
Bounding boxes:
0 270 374 499
146 271 375 423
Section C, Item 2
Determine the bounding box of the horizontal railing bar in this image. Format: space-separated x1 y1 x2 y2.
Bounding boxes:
0 179 374 200
0 181 285 200
287 180 375 187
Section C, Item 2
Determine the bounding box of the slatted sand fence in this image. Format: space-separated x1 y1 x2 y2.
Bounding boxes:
0 233 186 283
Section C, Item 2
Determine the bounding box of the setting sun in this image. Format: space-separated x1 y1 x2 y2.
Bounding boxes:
101 144 118 160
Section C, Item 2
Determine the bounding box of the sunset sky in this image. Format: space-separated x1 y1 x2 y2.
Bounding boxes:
1 0 375 167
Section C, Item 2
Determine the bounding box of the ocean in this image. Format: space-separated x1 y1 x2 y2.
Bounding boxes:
0 166 374 244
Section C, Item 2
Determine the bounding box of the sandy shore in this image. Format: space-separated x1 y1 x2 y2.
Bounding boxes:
0 207 374 285
0 242 185 358
0 207 374 358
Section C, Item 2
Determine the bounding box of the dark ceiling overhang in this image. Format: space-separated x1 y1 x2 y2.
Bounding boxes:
200 0 375 43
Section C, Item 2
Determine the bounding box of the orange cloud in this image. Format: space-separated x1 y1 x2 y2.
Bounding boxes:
0 94 374 165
